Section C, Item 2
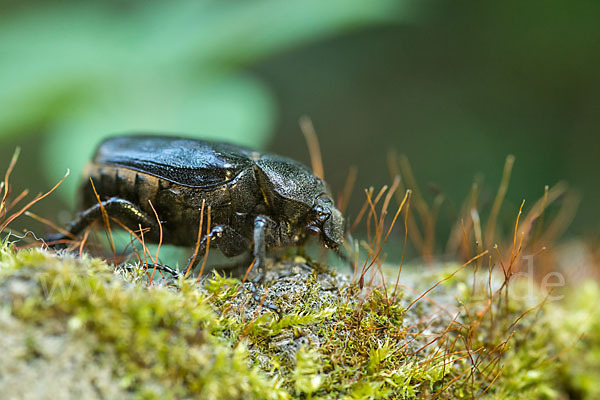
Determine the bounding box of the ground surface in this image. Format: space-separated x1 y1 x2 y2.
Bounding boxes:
1 243 599 399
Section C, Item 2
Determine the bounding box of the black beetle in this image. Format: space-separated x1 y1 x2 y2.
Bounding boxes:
50 135 345 282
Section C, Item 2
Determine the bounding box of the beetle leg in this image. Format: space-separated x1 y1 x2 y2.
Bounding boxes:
186 215 271 284
119 263 181 279
183 221 280 316
185 225 250 273
252 215 272 283
46 197 159 245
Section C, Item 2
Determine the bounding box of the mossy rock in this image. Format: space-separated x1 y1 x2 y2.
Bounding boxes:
0 242 598 399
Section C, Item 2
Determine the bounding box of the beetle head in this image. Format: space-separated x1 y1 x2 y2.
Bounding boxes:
307 195 344 250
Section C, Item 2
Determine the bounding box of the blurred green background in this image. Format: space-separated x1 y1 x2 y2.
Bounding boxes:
1 0 599 251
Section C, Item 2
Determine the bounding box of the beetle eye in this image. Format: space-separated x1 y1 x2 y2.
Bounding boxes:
313 205 329 222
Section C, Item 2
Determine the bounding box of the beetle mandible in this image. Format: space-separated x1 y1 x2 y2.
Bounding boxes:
49 135 345 282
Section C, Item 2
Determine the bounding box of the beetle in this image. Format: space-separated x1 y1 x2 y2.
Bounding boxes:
48 134 345 282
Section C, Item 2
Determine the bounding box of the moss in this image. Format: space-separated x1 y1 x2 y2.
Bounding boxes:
203 260 466 398
495 280 600 400
0 243 287 399
1 242 599 399
554 281 600 399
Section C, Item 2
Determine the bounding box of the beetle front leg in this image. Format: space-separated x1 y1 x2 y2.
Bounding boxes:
186 215 272 284
46 197 159 245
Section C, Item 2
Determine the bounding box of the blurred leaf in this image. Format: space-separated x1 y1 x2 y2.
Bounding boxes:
0 0 407 202
0 0 404 139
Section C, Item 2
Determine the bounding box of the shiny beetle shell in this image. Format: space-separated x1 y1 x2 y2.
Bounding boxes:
55 134 345 279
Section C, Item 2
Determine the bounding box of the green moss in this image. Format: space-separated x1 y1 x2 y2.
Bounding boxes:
293 346 323 398
492 280 600 400
555 281 600 399
208 262 459 398
1 242 599 399
0 243 287 399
